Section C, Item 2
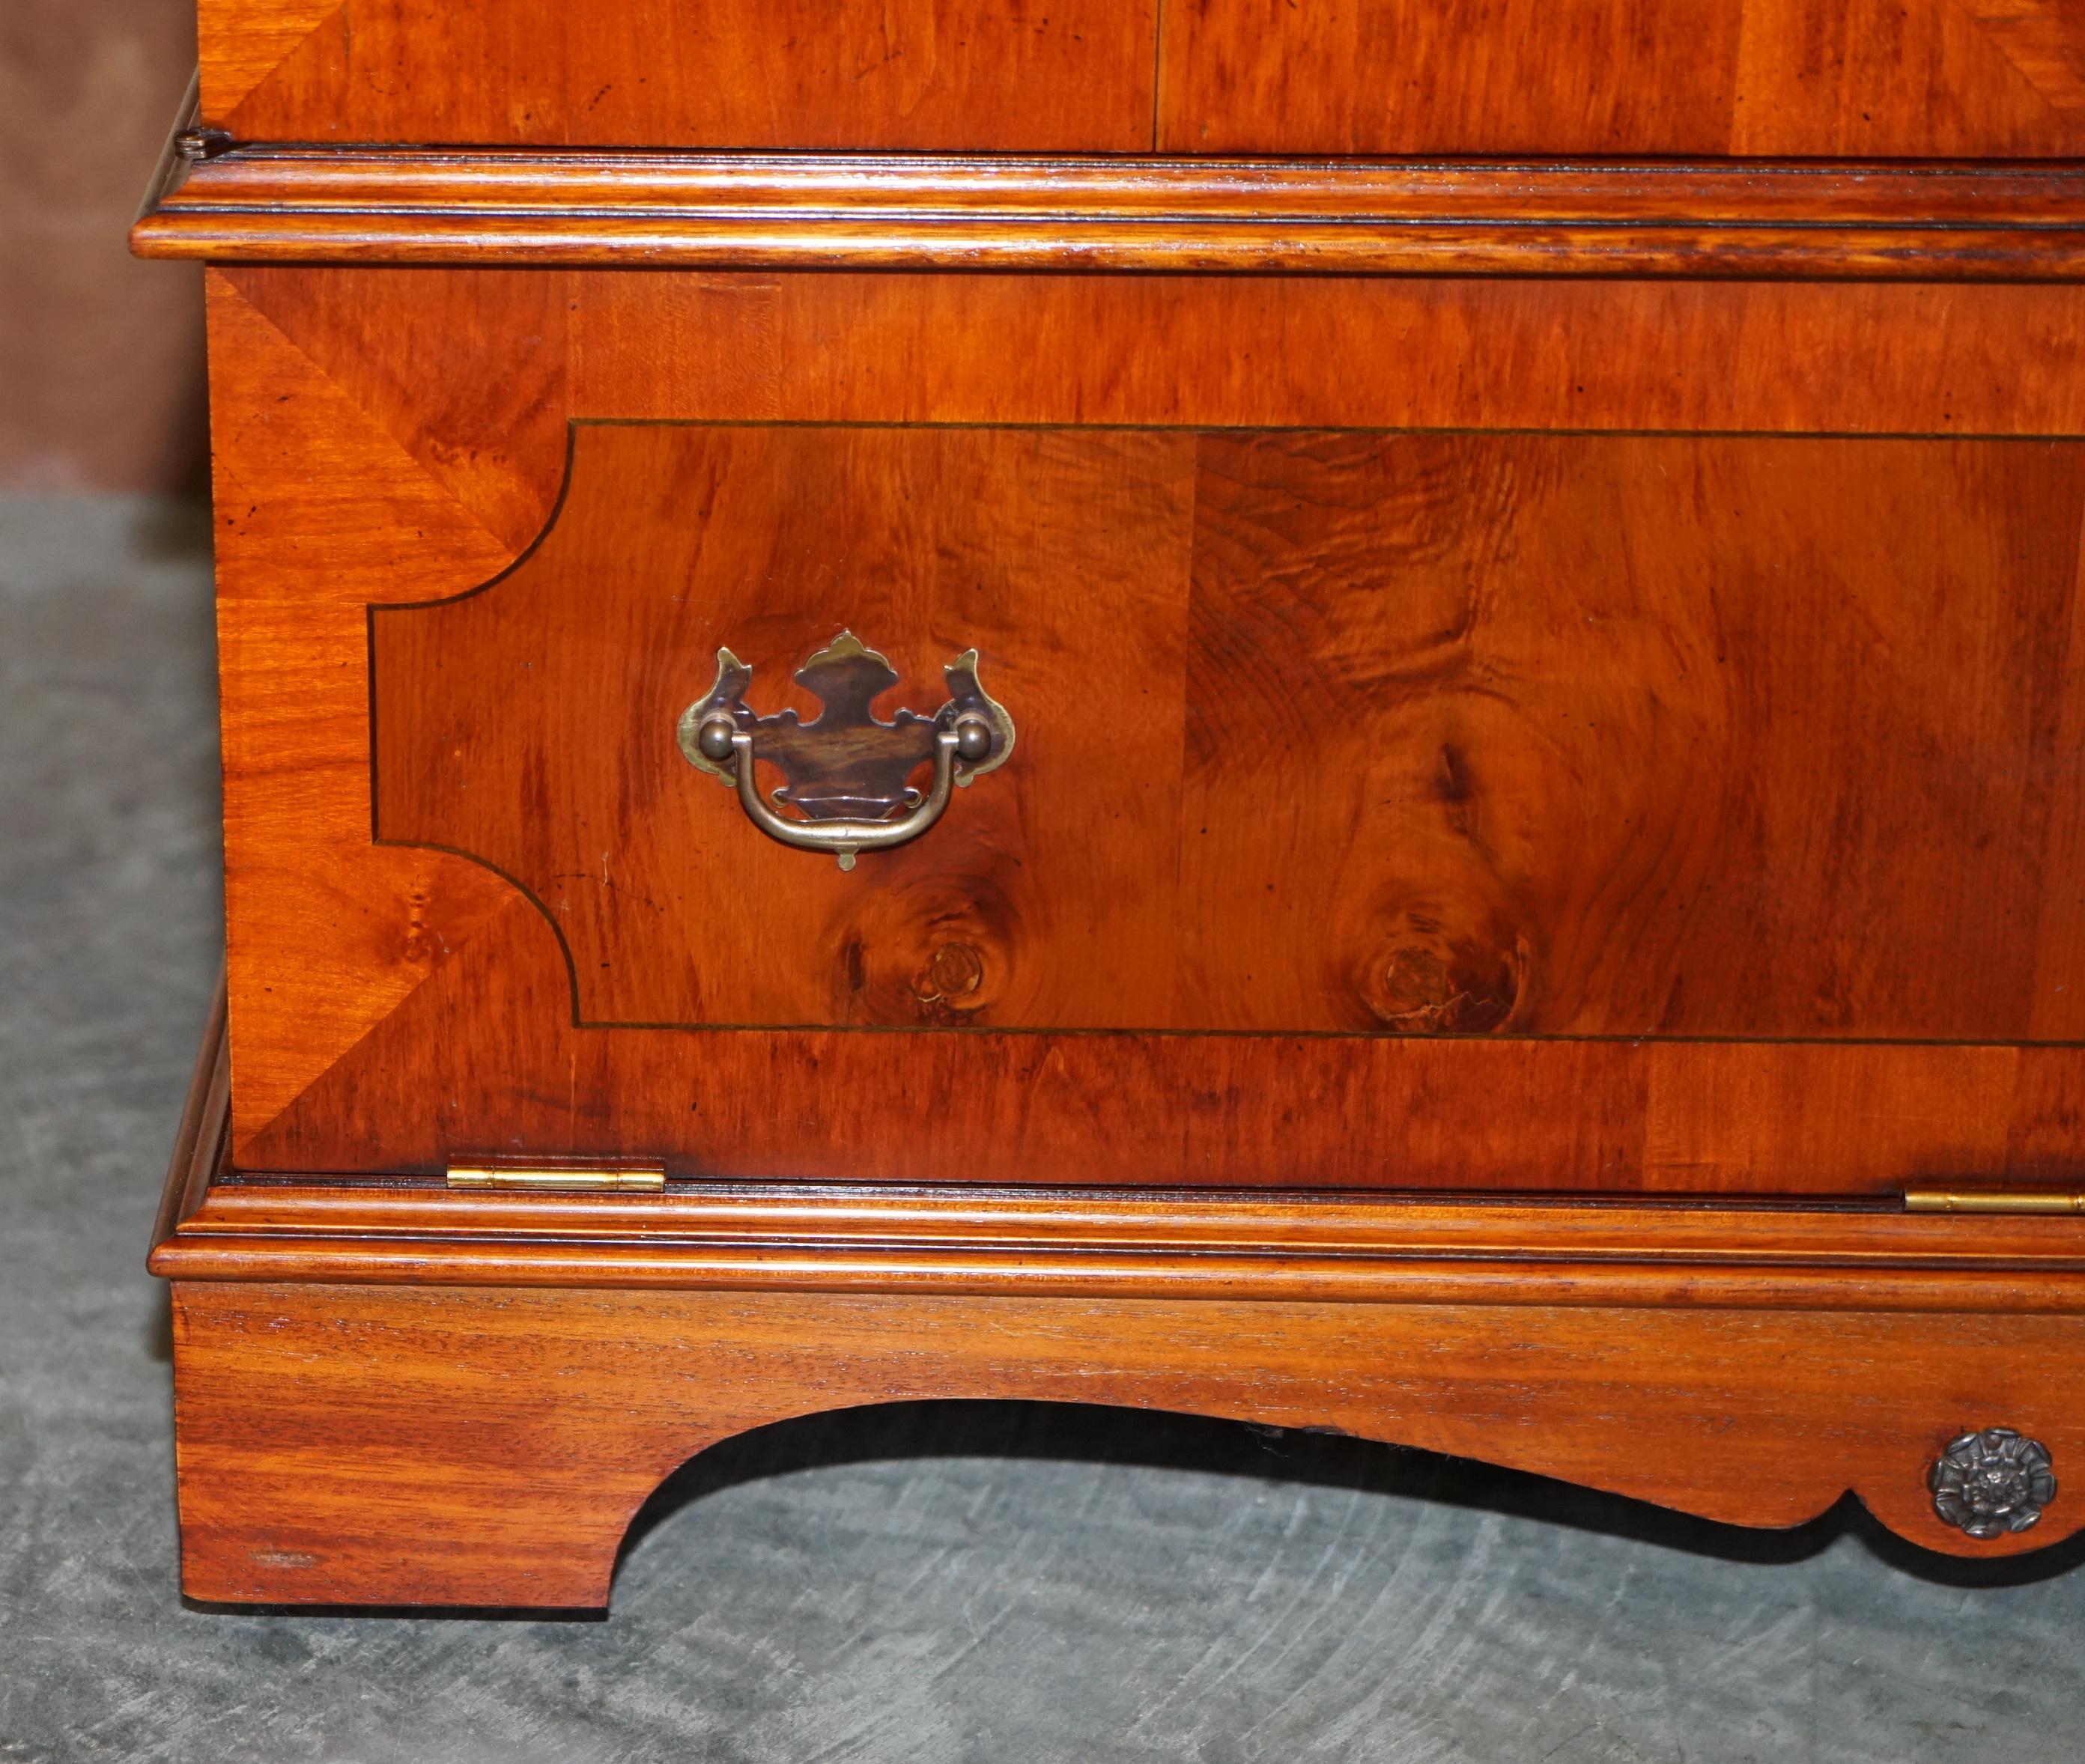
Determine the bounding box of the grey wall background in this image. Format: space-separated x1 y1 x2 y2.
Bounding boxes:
1 0 204 491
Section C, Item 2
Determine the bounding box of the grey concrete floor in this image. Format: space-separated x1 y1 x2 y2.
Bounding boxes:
2 490 2082 1763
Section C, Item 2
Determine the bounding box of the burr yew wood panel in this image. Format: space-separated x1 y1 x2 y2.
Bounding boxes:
196 0 2085 155
210 261 2085 1158
371 421 2085 1041
204 266 2085 1190
373 423 1196 1033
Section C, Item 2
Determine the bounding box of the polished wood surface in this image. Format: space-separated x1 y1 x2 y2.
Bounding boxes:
196 0 2085 156
374 422 1192 1033
133 151 2085 281
200 0 1159 150
142 1034 2085 1342
1159 0 2085 156
202 263 2085 1190
169 1273 2085 1605
236 927 2073 1190
143 1003 2085 1605
372 420 2085 1042
142 0 2085 1600
158 1184 2085 1313
147 1017 2085 1311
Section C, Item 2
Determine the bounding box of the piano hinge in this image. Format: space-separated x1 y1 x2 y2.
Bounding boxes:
1903 1189 2085 1214
446 1161 666 1193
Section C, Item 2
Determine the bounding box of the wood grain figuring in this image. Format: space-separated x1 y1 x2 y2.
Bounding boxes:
559 270 2085 440
369 421 2085 1041
155 0 2085 1601
201 0 1159 150
167 1276 2085 1606
203 266 2085 1188
1160 0 2085 155
193 0 2085 156
115 1001 2081 1316
132 151 2085 282
1183 430 2085 1040
207 278 525 1134
371 422 1194 1032
234 266 2085 450
198 0 340 117
214 869 2079 1196
1729 0 2085 151
1958 0 2085 118
235 912 2060 1190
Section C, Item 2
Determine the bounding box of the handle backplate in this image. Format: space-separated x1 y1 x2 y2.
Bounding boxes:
676 630 1014 869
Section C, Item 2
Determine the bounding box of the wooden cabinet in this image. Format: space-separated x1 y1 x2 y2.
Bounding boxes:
138 0 2085 1605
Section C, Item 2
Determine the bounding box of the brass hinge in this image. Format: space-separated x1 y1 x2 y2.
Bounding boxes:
1904 1189 2085 1214
447 1160 666 1193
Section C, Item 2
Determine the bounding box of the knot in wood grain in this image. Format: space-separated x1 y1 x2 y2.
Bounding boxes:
1360 939 1520 1035
915 940 986 1007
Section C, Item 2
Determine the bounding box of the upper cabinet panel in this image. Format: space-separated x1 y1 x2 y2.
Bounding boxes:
200 0 2085 155
202 0 1159 151
1157 0 2085 156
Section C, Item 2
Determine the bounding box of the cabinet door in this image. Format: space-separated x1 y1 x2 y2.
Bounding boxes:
210 265 2085 1195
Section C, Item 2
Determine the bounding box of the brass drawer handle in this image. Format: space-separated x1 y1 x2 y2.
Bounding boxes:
720 720 969 867
677 631 1013 870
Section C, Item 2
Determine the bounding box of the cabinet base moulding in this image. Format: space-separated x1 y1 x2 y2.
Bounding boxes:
154 996 2085 1606
165 1277 2085 1608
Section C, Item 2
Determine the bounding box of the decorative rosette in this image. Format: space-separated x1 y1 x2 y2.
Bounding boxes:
1929 1428 2057 1538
